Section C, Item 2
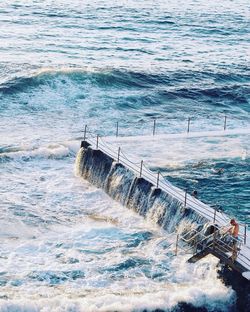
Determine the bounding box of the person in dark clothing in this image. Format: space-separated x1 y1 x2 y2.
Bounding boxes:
191 190 198 198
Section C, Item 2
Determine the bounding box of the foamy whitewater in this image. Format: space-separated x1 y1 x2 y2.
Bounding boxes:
0 0 249 311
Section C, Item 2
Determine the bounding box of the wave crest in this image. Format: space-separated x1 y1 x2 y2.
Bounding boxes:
0 142 77 162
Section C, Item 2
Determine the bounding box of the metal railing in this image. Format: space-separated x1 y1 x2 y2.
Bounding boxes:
87 114 248 138
80 125 248 245
175 224 250 270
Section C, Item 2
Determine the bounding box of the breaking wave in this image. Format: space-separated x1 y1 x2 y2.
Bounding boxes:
0 141 79 162
0 68 249 115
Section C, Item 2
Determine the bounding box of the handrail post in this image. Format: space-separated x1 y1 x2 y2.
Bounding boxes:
117 147 121 163
175 234 179 256
139 160 143 177
194 236 198 255
213 208 217 223
116 121 119 137
96 135 99 149
184 189 187 207
153 118 156 136
244 224 247 244
212 211 217 251
213 231 216 251
83 125 87 141
187 117 191 133
224 115 227 130
156 171 160 188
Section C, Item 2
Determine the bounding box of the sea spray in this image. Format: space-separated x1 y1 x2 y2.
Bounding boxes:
1 0 249 310
74 147 85 177
77 143 209 235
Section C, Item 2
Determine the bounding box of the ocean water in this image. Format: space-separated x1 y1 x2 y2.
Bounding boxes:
0 0 249 311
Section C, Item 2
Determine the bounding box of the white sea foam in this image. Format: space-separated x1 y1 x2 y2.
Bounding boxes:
0 277 234 311
0 268 234 312
103 128 250 168
1 0 249 308
0 167 235 311
0 143 74 161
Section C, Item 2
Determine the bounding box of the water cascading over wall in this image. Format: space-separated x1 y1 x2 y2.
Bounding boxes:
75 142 209 234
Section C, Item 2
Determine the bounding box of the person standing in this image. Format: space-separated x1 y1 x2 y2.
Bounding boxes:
230 219 239 238
229 219 239 262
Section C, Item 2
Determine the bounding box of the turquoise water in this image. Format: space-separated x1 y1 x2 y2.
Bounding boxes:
0 0 249 311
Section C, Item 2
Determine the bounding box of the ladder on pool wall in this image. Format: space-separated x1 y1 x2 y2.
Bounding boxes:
175 225 250 276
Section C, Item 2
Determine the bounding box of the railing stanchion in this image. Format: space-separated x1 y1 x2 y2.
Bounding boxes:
213 209 217 223
139 160 143 177
212 209 217 251
187 117 191 133
194 236 198 255
156 171 160 188
117 147 121 163
96 135 99 149
83 125 87 141
116 121 119 137
244 224 247 245
224 115 227 130
175 234 179 256
153 118 156 136
184 189 187 207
